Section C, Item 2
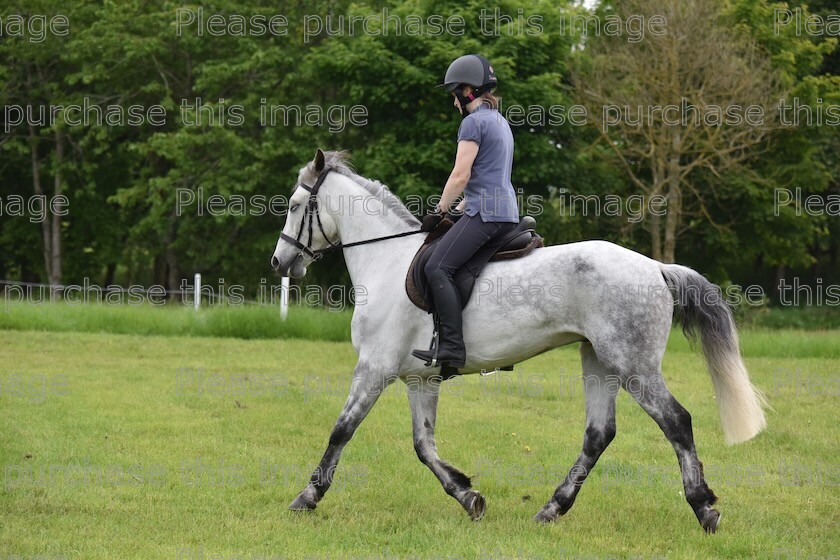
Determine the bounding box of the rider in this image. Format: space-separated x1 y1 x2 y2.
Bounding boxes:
412 54 520 369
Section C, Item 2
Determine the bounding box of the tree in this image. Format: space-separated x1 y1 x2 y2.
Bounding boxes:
572 0 796 263
0 2 86 287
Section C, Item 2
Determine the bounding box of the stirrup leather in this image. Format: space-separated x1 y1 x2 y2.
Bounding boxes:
418 313 441 367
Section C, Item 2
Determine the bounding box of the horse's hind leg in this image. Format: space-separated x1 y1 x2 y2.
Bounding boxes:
624 368 721 532
405 375 486 520
534 341 617 522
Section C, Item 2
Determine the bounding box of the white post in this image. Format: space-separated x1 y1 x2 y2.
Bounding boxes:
280 276 290 320
194 273 201 311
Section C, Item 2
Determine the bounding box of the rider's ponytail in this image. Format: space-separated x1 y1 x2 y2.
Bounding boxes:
480 91 500 110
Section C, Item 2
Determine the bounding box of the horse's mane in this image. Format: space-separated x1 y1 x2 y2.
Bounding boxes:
299 150 421 227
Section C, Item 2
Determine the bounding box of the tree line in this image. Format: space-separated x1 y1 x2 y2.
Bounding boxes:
1 0 838 303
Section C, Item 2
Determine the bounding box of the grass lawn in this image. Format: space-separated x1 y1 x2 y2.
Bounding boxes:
0 327 837 559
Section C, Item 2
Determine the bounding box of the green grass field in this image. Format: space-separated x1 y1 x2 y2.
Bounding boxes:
1 321 838 559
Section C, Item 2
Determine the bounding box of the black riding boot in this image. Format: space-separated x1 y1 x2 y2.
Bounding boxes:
412 269 466 368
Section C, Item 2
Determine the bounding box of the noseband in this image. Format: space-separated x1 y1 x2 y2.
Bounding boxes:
279 168 424 261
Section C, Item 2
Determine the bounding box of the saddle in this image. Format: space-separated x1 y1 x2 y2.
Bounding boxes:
405 214 543 312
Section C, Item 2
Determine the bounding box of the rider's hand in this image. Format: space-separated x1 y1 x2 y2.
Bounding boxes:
421 212 444 232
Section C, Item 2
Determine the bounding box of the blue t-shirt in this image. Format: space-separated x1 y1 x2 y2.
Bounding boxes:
457 103 520 223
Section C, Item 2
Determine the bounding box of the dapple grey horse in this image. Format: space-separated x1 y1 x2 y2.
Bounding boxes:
271 149 767 532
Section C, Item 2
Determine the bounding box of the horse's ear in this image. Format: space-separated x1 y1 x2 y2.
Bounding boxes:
314 149 325 173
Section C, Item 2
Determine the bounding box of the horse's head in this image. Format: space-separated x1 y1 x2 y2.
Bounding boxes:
270 149 341 277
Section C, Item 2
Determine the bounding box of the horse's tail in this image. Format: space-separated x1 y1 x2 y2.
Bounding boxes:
658 263 767 445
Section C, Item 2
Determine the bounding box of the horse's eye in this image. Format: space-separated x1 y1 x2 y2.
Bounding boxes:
290 204 300 213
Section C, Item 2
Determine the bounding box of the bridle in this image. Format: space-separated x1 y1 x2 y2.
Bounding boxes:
279 168 424 261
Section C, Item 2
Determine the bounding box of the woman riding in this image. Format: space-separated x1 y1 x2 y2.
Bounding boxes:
412 54 520 369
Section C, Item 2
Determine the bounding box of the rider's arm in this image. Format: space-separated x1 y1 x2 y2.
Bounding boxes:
438 140 478 213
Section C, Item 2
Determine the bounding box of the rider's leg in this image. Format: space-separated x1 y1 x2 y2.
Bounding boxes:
412 214 516 367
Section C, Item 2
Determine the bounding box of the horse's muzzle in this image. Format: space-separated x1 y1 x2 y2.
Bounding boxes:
271 253 307 278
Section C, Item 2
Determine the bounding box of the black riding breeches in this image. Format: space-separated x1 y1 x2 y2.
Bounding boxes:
423 213 517 283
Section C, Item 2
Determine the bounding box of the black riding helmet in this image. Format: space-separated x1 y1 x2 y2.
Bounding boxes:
438 54 497 118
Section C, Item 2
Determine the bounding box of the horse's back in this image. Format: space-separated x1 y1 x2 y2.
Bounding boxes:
484 238 663 285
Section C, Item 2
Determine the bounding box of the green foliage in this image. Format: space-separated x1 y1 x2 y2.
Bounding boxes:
0 0 837 301
0 301 352 341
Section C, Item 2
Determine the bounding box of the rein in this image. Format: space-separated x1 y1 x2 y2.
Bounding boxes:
279 168 424 261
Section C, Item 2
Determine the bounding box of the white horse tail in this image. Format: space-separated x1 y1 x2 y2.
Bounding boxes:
658 263 767 445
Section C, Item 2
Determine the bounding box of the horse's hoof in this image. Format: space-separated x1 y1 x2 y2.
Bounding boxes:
462 491 486 521
288 493 317 512
533 502 560 523
699 507 721 533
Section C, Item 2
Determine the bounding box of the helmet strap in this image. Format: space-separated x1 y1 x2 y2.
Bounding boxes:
454 86 481 118
453 87 475 118
454 85 490 118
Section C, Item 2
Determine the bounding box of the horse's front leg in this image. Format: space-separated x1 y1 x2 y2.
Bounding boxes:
405 374 486 520
289 361 395 511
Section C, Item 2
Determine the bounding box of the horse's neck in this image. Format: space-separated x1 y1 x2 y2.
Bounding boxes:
333 180 423 289
343 234 424 291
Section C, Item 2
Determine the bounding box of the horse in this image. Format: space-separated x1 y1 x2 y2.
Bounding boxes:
270 149 767 533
